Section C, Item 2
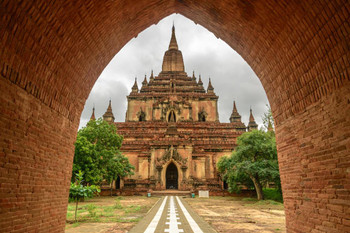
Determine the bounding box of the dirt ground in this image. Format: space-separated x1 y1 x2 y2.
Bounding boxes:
65 196 285 233
184 196 286 233
65 196 160 233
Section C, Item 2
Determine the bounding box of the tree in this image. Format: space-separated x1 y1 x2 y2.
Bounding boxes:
72 118 134 185
218 130 280 200
262 104 274 132
69 171 100 222
105 155 134 196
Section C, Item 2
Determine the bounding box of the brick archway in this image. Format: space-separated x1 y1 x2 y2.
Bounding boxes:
1 1 349 232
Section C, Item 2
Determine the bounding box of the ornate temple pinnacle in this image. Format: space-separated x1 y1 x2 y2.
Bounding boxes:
230 101 242 123
169 24 178 50
207 78 214 92
103 99 115 123
90 106 96 120
249 108 255 122
233 101 237 112
198 75 203 85
248 107 258 131
142 75 148 85
132 77 138 92
161 25 184 72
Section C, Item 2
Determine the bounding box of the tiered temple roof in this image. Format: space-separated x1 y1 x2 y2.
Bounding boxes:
132 26 216 99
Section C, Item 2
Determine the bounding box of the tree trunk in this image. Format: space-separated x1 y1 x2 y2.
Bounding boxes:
250 175 264 200
110 182 113 197
75 200 79 222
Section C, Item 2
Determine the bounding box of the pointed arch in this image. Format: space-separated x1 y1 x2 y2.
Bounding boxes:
168 110 176 122
165 162 179 189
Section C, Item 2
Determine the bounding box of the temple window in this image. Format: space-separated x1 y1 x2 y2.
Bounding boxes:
198 111 207 122
168 110 176 122
138 111 146 121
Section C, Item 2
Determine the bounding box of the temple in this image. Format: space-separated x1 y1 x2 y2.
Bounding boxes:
95 26 258 194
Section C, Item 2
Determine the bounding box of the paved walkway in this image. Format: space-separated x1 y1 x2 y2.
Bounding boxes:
129 196 216 233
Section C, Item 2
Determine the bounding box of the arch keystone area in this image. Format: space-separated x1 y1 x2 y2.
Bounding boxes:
0 1 349 232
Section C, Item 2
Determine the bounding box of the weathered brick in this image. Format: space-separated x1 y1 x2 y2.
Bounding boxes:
0 0 349 233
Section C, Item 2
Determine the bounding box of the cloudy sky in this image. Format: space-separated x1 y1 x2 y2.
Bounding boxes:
79 14 269 129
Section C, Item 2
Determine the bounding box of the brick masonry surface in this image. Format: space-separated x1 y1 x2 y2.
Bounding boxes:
0 0 349 232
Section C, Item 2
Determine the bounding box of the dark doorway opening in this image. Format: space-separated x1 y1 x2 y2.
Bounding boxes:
223 180 228 190
166 163 178 189
115 176 120 189
168 110 176 122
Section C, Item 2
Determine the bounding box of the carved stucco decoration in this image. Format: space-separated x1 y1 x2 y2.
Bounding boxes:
156 145 188 168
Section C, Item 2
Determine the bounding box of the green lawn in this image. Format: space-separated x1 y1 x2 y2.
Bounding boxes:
65 196 159 229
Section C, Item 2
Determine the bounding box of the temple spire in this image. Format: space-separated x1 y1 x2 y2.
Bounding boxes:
247 107 258 131
132 77 138 93
249 108 255 122
192 71 196 81
140 75 148 92
150 70 154 81
169 24 178 50
207 78 214 93
103 100 115 123
142 75 148 85
230 101 242 123
161 25 184 72
90 106 96 121
198 75 203 85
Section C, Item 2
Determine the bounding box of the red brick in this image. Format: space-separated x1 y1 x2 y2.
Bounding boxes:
0 1 349 233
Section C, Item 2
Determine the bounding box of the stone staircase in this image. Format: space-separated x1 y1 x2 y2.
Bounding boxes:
151 190 192 197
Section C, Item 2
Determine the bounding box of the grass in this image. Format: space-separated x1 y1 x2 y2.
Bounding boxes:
242 197 256 201
103 206 115 212
114 200 123 209
125 205 141 213
65 196 159 229
250 200 282 206
71 222 81 228
241 189 283 206
85 204 97 217
102 212 115 217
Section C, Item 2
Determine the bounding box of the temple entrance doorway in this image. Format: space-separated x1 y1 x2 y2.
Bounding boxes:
166 163 178 189
115 176 120 189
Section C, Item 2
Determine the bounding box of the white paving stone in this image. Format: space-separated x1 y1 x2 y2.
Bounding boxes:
144 196 168 233
176 196 204 233
164 196 183 233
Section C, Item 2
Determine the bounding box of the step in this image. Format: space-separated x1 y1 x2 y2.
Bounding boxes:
151 190 192 197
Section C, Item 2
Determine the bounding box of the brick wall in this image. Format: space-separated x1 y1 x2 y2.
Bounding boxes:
276 84 350 232
0 0 349 232
0 78 77 232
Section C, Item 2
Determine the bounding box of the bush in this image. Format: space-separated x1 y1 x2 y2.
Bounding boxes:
263 188 283 203
69 171 101 221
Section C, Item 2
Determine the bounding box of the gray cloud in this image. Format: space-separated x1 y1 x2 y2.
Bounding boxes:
79 14 269 129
